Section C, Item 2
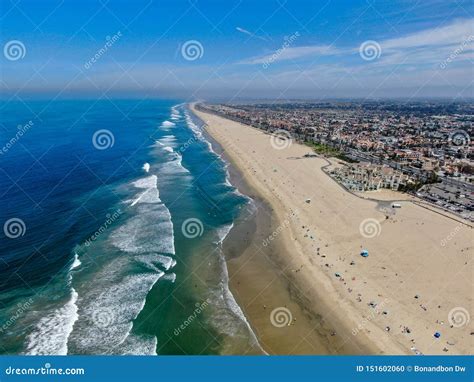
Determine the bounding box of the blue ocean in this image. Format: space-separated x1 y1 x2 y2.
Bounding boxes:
0 99 261 355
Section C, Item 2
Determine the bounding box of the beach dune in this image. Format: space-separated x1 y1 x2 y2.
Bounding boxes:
192 104 473 355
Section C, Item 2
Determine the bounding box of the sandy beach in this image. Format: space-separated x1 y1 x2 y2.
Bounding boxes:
192 104 473 356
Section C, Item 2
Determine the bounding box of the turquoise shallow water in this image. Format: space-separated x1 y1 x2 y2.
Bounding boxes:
0 100 260 355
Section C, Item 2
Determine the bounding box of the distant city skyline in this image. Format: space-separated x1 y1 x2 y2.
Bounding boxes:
1 0 473 99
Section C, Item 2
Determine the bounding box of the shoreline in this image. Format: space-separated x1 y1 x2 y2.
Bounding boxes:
191 103 473 356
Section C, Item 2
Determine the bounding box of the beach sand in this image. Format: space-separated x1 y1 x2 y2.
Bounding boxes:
192 104 473 355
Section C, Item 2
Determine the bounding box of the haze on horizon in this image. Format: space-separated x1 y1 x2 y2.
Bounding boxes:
1 0 473 100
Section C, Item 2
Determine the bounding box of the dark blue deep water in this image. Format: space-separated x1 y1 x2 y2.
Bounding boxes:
0 99 261 355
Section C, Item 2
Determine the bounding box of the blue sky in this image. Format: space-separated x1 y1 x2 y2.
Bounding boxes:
1 0 473 99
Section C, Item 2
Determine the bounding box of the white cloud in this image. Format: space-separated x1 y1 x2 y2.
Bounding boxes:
371 19 474 68
381 18 473 50
240 18 474 68
240 45 339 64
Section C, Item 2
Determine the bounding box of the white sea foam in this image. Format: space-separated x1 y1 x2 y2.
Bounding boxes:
25 250 82 355
159 154 189 175
161 120 175 128
112 204 175 255
156 136 178 150
130 188 161 206
68 271 164 354
163 146 174 153
118 333 157 355
171 109 181 120
71 253 81 270
137 254 176 272
67 180 175 354
215 223 234 244
130 175 162 206
155 254 176 271
132 175 158 189
185 114 203 138
142 163 150 173
24 289 79 355
161 273 176 283
219 256 264 352
158 135 176 143
115 174 175 254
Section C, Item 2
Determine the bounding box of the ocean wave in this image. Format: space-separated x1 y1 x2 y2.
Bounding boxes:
130 188 161 206
66 169 175 354
170 107 181 121
23 289 79 355
159 153 190 174
118 333 158 355
184 104 265 353
214 223 234 245
130 175 162 206
161 120 175 128
184 114 203 138
218 255 263 352
136 254 176 272
71 253 81 270
116 172 175 254
67 270 163 354
156 135 177 148
161 273 176 283
112 204 175 255
132 175 158 189
185 109 248 202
